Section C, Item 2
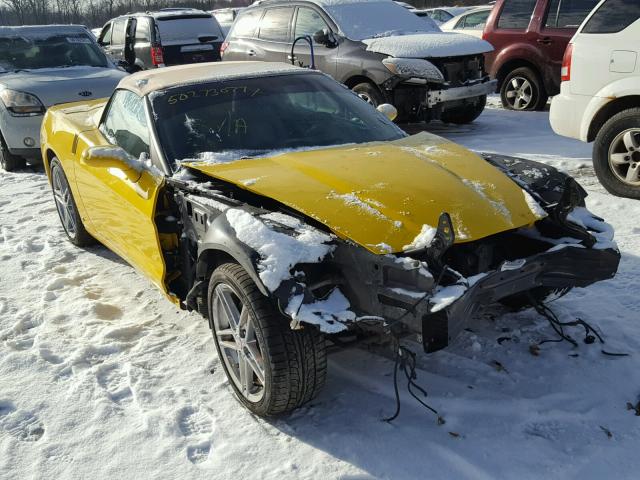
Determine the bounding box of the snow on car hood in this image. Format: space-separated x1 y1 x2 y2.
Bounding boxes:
183 132 543 255
362 32 493 58
0 66 127 107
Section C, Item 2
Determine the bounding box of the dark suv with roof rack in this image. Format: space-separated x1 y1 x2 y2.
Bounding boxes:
97 8 225 71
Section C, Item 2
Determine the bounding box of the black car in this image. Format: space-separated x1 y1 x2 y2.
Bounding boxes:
97 8 225 71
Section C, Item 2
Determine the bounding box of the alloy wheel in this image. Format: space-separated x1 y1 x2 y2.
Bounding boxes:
52 167 78 237
608 129 640 186
212 283 265 402
504 76 533 110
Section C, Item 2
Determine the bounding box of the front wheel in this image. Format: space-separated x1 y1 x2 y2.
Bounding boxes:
50 158 95 246
0 132 26 172
441 95 486 124
351 82 384 107
593 108 640 199
208 263 327 416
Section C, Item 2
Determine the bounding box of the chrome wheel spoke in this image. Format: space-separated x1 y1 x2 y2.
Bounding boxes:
511 78 520 89
506 90 517 99
625 163 640 183
238 354 253 394
219 339 240 351
216 328 235 337
244 342 264 384
610 153 630 165
623 131 639 152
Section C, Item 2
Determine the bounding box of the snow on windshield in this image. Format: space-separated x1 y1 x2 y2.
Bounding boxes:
323 0 439 40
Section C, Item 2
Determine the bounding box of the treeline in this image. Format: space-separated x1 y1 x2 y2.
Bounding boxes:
0 0 251 28
0 0 488 29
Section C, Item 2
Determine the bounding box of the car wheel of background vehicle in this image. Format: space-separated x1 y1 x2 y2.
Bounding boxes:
352 82 384 107
208 263 327 416
0 132 26 172
593 109 640 199
441 95 487 124
500 287 571 311
500 67 548 111
50 158 95 246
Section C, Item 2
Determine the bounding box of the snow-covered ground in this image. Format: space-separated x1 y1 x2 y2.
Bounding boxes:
2 101 640 479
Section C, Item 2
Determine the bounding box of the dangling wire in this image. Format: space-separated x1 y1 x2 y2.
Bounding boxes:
383 342 444 424
528 292 629 357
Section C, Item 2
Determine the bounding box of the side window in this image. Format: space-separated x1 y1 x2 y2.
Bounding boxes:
100 23 112 45
101 90 149 160
111 18 127 46
294 8 330 41
462 11 490 29
582 0 640 33
258 7 294 42
497 0 537 29
135 17 151 42
229 10 261 38
545 0 601 28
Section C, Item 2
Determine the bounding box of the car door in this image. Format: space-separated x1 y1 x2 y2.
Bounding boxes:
133 16 153 69
538 0 601 89
254 7 295 62
73 89 167 290
103 17 128 63
290 6 338 76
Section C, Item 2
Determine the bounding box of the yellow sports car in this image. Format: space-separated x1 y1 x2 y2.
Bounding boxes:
41 62 620 416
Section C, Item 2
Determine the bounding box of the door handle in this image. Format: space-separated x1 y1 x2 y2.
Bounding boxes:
248 49 256 56
537 37 553 45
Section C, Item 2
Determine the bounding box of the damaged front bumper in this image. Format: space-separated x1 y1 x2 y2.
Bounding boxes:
422 245 620 353
426 79 497 107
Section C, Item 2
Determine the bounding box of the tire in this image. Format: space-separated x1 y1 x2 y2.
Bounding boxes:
50 158 95 246
592 108 640 199
208 263 327 416
500 67 548 111
500 287 570 311
0 132 26 172
441 95 487 124
352 82 384 107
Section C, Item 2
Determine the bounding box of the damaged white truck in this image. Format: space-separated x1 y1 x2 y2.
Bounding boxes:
221 0 496 123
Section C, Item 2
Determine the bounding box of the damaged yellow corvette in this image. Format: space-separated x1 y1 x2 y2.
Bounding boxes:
41 62 620 416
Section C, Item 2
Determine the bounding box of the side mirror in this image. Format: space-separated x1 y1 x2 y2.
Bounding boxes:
82 146 138 173
377 103 398 122
313 29 336 48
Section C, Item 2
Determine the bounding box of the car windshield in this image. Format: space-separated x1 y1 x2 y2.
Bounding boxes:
0 32 109 71
151 73 406 168
324 1 439 40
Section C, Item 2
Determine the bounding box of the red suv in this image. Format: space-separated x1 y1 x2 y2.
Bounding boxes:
483 0 600 110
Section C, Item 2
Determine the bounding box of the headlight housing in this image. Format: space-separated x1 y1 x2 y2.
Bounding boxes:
0 88 45 116
382 58 445 84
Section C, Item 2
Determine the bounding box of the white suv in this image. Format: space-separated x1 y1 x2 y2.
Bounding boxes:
550 0 640 199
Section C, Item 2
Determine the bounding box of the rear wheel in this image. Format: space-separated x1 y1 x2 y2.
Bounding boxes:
593 108 640 199
0 132 26 172
352 82 384 107
50 158 94 246
208 263 327 416
500 67 548 111
441 95 486 124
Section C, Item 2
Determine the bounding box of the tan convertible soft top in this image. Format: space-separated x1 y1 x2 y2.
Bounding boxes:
119 61 307 96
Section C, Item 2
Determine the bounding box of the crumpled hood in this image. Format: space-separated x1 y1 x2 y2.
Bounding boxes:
362 32 493 58
0 66 127 107
185 133 543 255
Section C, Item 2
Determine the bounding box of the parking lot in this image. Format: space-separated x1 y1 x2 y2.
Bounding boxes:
2 100 639 479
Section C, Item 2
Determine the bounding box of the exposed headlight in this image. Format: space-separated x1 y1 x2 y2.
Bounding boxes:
382 58 445 84
0 88 45 116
